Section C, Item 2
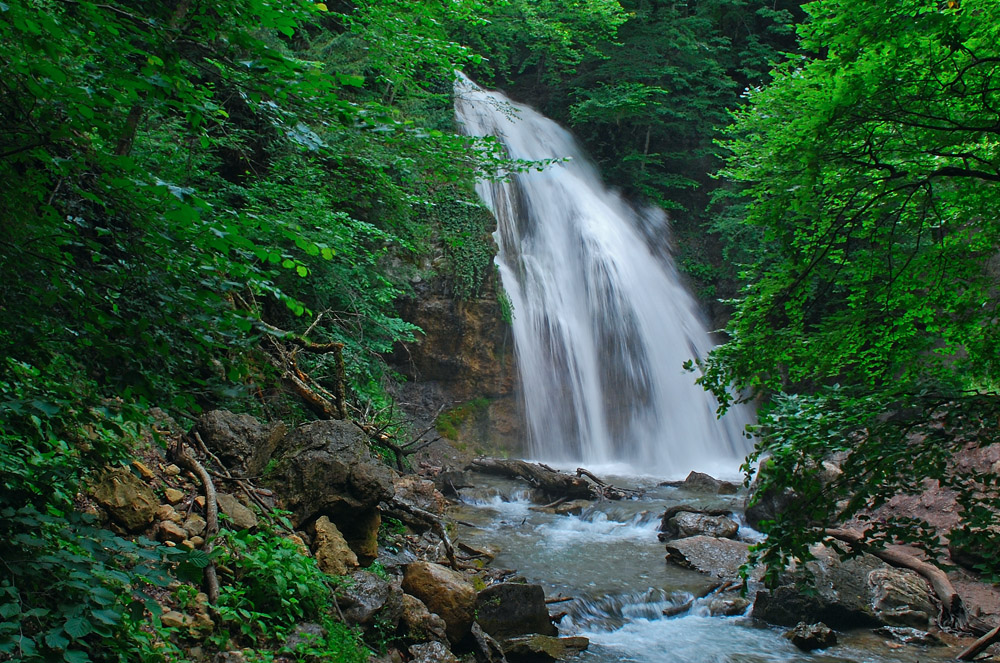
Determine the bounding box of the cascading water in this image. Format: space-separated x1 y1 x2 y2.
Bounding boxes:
454 73 753 477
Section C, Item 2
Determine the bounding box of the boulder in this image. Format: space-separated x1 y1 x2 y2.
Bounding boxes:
708 597 751 617
501 635 589 662
868 567 937 628
402 562 477 643
266 420 395 559
783 622 837 651
750 545 937 629
468 622 507 663
164 488 185 505
662 471 740 495
183 514 207 538
310 516 358 576
216 493 258 530
285 623 326 649
192 410 286 477
667 512 739 540
433 470 472 497
395 475 448 515
400 594 448 643
340 569 404 630
408 641 459 663
157 520 188 543
91 468 158 532
664 536 750 579
476 583 557 640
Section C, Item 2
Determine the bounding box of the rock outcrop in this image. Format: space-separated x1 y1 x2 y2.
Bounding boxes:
193 410 286 477
386 271 523 457
750 545 937 629
267 419 395 563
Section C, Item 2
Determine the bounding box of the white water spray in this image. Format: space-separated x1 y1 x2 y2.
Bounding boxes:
454 73 753 477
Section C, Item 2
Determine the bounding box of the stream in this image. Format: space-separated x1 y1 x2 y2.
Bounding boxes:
449 471 953 663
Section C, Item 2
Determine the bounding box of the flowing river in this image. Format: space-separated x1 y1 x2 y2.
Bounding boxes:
450 474 954 663
451 74 954 663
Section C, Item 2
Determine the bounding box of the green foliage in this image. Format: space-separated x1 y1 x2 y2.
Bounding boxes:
497 281 515 325
434 195 498 300
704 0 1000 574
215 524 328 640
0 360 184 663
435 397 490 440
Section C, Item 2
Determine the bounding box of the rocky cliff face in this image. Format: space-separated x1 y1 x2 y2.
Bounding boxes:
388 267 526 458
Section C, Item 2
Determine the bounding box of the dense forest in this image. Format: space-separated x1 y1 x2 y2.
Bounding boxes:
2 0 999 660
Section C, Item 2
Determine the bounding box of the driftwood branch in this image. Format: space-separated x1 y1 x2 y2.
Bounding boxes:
171 439 220 609
958 623 1000 661
824 528 967 630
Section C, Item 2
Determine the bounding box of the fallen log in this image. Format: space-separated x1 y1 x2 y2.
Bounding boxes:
469 458 635 501
824 528 968 631
469 458 593 499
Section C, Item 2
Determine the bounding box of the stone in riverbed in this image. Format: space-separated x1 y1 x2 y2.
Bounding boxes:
660 471 739 495
708 596 751 617
668 512 739 539
783 622 837 651
501 635 589 662
664 536 750 579
476 583 557 639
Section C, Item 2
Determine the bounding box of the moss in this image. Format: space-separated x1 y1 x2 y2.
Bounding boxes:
434 397 491 440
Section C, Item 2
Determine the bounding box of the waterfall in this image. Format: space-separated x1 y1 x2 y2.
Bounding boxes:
454 73 753 477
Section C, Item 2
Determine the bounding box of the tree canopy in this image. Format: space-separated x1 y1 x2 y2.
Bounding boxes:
701 0 1000 578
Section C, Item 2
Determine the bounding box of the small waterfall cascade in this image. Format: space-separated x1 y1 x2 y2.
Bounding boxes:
454 73 753 476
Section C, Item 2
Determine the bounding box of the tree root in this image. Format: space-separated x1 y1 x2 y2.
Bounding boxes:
171 438 220 609
192 432 281 528
824 528 968 631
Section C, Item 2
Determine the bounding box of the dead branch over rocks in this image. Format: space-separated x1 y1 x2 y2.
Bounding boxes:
467 458 642 501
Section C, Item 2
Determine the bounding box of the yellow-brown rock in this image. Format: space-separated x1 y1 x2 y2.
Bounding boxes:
90 468 157 532
402 562 476 643
310 516 358 575
157 520 187 543
131 460 156 481
164 488 185 504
